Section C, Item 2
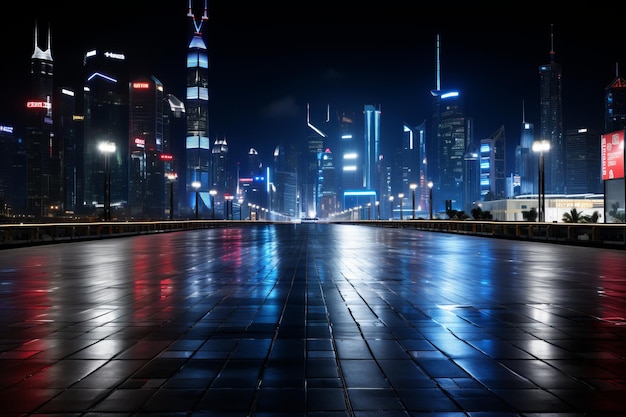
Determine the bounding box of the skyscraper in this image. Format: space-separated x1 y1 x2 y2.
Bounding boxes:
428 34 470 214
604 63 626 134
565 128 601 194
211 137 230 195
82 47 130 219
363 104 381 194
128 76 165 219
185 0 210 217
515 102 536 196
539 25 565 194
26 21 60 218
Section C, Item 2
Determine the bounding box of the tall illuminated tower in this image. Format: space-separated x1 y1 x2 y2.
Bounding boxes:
363 104 381 193
185 0 210 216
26 21 60 218
83 47 129 219
539 24 565 194
429 34 469 213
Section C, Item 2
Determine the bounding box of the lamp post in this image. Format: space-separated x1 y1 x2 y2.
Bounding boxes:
376 201 380 220
410 183 417 219
398 193 404 220
367 202 371 220
98 141 116 221
166 172 178 220
428 181 434 220
209 190 217 219
225 194 234 220
532 140 550 222
192 181 201 220
389 196 394 220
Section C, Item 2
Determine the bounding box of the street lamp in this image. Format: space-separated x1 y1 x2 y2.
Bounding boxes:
225 194 234 220
532 140 550 222
98 141 116 221
376 201 380 220
428 181 434 220
166 172 178 220
209 190 217 219
389 196 394 220
410 183 417 219
398 193 404 220
367 202 371 220
192 181 201 220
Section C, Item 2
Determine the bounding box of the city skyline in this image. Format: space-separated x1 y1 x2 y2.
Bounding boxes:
2 3 625 169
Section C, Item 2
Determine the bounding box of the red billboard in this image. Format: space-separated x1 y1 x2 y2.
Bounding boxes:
601 130 625 180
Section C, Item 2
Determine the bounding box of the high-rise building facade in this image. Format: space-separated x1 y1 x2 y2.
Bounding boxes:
566 128 601 194
317 148 336 218
129 76 165 219
605 64 626 134
363 104 381 194
515 113 536 196
211 137 230 195
539 26 565 194
56 87 77 215
185 0 210 217
428 34 470 214
429 89 469 213
26 22 60 218
0 125 26 216
82 48 130 219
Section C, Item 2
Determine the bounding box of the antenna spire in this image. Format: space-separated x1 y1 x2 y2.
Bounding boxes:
188 0 208 33
435 34 441 91
549 24 555 64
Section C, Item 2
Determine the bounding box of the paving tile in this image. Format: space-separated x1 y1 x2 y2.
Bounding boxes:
1 224 626 415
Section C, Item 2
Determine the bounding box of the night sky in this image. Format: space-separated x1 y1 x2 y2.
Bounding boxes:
2 2 623 171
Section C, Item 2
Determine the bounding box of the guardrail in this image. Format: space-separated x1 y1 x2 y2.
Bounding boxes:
331 220 626 250
0 220 271 249
1 219 624 250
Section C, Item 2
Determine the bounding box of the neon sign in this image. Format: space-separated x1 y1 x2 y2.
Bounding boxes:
26 101 51 109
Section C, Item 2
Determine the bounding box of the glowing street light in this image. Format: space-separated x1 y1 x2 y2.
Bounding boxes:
376 201 380 220
532 140 550 222
428 181 434 220
389 196 394 220
398 193 404 220
192 181 201 220
410 183 417 219
225 194 234 220
98 141 116 221
209 189 217 219
166 172 178 220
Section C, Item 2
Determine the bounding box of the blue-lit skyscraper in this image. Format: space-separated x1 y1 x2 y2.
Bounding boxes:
185 0 210 217
428 34 470 214
515 103 536 196
363 104 380 193
539 25 565 194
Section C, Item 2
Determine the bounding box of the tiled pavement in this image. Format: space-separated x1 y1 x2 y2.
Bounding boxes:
0 223 625 416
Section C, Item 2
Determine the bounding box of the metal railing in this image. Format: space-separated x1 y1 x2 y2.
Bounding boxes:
1 219 624 250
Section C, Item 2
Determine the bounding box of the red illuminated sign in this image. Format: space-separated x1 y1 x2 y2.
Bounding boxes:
601 130 625 180
133 82 150 89
160 154 173 160
134 137 145 148
26 101 51 109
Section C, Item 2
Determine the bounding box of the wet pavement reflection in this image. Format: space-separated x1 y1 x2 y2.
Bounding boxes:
1 223 625 416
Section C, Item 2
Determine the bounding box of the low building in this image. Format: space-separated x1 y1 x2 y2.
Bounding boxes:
479 194 604 222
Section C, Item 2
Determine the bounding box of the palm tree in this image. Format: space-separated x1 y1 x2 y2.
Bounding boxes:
562 208 585 223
